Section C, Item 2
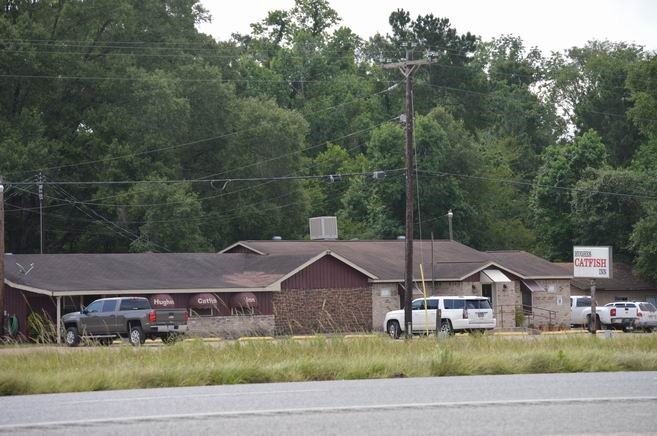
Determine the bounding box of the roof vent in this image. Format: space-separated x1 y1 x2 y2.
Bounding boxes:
272 236 282 241
309 216 338 240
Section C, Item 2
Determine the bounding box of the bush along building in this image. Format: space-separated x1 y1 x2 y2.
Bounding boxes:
3 237 572 341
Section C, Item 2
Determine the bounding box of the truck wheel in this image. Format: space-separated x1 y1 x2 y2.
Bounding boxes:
439 320 454 337
65 327 80 347
387 321 401 339
129 326 145 346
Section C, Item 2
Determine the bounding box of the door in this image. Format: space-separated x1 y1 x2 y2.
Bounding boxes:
411 300 426 332
100 299 119 334
79 300 104 335
482 284 493 306
521 288 532 314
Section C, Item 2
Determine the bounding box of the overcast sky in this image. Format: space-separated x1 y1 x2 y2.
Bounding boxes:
198 0 657 55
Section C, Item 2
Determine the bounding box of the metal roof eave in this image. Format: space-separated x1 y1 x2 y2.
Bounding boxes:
5 280 54 296
368 261 572 283
4 281 275 297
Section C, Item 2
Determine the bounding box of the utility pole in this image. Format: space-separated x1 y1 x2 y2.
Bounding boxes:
38 173 44 254
383 47 434 339
447 209 454 241
0 179 5 336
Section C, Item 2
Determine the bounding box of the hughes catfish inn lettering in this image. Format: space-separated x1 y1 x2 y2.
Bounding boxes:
153 297 174 307
573 250 608 268
196 296 218 305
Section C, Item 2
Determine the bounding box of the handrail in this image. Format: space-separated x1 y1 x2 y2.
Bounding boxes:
497 304 558 329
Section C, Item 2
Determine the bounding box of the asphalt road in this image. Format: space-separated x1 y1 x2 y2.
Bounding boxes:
1 372 656 435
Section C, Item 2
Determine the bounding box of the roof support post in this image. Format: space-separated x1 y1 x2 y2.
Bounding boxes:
56 295 61 345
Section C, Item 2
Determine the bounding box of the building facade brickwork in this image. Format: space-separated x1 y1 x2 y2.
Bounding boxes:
273 288 372 335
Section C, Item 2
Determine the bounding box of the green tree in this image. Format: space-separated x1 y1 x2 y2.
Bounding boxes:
571 169 648 260
530 130 608 260
546 41 645 166
118 182 211 253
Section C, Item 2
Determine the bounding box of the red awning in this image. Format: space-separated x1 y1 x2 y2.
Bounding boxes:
149 294 175 308
230 292 257 309
188 293 220 309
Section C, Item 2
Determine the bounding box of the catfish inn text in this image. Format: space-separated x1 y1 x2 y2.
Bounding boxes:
573 251 608 268
573 246 613 279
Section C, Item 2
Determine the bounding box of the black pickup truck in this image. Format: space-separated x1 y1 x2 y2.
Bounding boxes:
62 297 188 346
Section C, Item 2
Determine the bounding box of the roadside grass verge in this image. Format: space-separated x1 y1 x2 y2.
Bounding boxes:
1 334 657 395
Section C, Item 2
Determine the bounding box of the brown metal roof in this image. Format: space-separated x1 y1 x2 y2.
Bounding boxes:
4 252 321 294
556 262 657 291
485 251 572 278
3 241 570 296
225 240 569 280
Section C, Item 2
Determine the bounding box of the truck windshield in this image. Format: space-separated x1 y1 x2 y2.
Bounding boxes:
119 299 151 311
576 298 591 307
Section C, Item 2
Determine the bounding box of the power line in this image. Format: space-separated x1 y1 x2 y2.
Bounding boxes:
2 85 401 178
48 183 171 252
418 169 657 201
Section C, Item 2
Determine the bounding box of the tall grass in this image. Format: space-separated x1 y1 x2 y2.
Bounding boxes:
1 334 657 395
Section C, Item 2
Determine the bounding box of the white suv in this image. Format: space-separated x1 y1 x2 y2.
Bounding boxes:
384 296 496 339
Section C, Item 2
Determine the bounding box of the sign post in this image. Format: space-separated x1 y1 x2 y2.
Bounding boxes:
573 246 613 334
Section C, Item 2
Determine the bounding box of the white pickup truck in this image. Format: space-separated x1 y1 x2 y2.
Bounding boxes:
384 296 496 338
570 296 637 331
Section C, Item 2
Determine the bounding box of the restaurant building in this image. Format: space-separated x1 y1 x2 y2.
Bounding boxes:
3 240 572 340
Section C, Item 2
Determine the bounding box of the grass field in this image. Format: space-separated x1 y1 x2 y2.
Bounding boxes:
1 334 657 395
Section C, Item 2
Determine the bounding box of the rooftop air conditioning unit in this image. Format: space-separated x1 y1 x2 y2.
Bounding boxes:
309 216 338 240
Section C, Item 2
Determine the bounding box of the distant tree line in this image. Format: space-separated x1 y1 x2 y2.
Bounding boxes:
1 0 656 280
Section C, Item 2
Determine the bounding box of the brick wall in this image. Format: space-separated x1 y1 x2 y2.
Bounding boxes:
372 284 400 331
187 315 275 338
273 288 372 335
531 279 571 329
495 282 520 328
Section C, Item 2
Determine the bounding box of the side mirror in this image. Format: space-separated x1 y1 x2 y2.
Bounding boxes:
82 308 88 315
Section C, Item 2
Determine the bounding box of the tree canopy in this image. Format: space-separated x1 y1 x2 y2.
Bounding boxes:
1 0 656 280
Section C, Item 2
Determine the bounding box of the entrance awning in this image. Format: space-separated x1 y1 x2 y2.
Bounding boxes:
521 279 545 293
481 269 512 283
188 293 220 309
230 292 257 309
149 294 175 308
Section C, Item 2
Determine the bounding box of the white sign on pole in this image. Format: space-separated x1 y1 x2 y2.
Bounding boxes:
573 246 613 279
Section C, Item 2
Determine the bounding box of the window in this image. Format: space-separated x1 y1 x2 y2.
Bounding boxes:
576 298 591 307
190 308 215 317
411 300 424 310
119 298 151 311
85 301 102 313
231 307 255 316
477 299 492 309
101 300 117 313
444 299 465 310
639 303 656 312
426 300 438 310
